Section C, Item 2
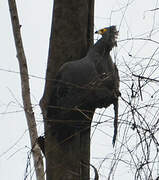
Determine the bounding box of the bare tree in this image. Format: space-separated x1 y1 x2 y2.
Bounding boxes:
8 0 44 180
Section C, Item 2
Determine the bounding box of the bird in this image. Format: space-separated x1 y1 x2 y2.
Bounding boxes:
48 25 120 145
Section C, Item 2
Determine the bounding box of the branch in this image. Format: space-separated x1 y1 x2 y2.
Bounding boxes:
132 73 159 83
8 1 44 180
90 164 99 180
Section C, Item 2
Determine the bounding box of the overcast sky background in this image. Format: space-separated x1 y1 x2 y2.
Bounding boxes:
1 0 159 179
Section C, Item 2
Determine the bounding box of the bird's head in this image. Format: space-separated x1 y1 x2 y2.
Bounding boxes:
95 26 118 47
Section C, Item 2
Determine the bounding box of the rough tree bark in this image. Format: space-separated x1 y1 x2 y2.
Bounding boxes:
40 0 94 179
8 1 44 180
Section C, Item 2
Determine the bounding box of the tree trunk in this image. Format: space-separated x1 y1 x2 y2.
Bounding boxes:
8 1 44 180
40 0 94 179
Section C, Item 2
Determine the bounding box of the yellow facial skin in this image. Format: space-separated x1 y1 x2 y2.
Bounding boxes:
95 28 108 35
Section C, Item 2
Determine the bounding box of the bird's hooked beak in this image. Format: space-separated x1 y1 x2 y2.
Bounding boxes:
95 28 108 35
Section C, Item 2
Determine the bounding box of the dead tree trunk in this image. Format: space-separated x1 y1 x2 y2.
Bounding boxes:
40 0 94 179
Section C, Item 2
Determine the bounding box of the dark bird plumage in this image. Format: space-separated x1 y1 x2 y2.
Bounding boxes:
47 25 120 145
